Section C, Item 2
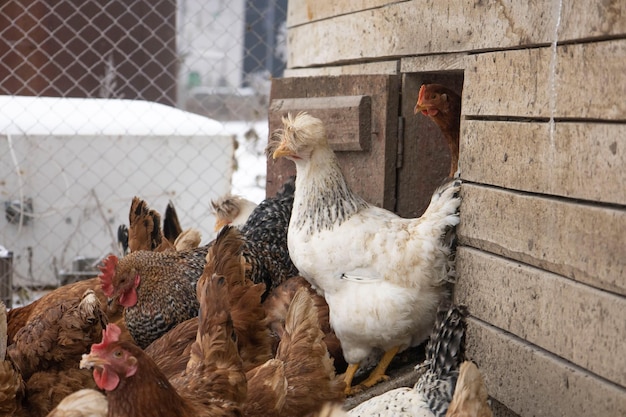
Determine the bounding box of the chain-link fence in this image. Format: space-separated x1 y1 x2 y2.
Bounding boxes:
0 0 287 301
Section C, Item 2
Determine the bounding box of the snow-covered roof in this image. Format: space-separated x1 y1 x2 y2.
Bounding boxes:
0 95 224 136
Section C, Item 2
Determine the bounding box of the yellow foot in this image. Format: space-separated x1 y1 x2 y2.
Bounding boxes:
358 373 391 389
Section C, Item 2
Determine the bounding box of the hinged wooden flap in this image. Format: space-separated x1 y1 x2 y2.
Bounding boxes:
269 95 371 152
266 74 400 210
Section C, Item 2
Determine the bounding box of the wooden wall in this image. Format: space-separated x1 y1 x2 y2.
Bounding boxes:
282 1 626 415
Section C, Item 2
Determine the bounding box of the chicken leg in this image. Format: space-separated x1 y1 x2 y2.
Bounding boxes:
344 346 400 395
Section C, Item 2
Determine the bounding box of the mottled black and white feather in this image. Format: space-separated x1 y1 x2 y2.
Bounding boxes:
348 304 467 417
240 177 299 299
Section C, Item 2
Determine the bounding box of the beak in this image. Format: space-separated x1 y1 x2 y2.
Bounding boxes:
414 102 427 115
272 142 292 159
80 353 107 370
214 219 229 232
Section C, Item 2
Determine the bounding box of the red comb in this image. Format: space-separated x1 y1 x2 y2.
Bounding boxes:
418 84 427 105
91 323 122 353
99 254 118 297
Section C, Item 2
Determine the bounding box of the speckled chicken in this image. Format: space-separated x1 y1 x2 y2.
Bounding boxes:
99 246 208 349
239 177 299 298
146 225 273 375
347 304 467 417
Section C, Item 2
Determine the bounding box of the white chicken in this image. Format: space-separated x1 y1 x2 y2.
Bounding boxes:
347 304 467 417
270 112 461 394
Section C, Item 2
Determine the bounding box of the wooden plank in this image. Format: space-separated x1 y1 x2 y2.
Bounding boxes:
460 120 626 205
269 96 371 152
287 0 626 69
560 0 626 41
287 0 399 27
463 40 626 119
456 247 626 387
457 183 626 295
465 317 626 417
266 74 400 211
284 60 399 78
400 53 467 73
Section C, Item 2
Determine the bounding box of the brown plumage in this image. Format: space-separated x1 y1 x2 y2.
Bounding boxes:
144 317 198 380
414 84 462 178
3 290 107 417
7 277 120 345
263 275 347 373
146 226 273 376
127 197 175 253
80 273 246 417
0 301 26 417
244 288 345 417
173 228 202 251
445 361 492 417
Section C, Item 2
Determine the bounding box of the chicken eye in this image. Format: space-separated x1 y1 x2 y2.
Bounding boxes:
113 350 123 358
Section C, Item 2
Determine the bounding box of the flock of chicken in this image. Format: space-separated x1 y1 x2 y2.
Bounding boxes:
0 84 493 417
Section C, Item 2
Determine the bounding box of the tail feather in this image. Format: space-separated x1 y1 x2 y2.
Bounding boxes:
446 361 493 417
244 359 287 417
201 225 273 372
182 273 247 406
421 179 461 227
278 289 345 417
416 304 468 417
117 224 129 256
173 228 202 251
127 197 173 253
163 200 183 244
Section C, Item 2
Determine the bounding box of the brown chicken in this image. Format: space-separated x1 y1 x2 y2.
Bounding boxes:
245 288 345 417
414 83 462 178
445 361 492 417
263 275 347 373
80 272 246 417
211 193 258 231
145 225 273 375
1 290 108 417
0 301 25 417
7 277 120 345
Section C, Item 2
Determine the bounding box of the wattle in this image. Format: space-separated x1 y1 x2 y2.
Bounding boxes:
119 287 138 307
94 366 120 391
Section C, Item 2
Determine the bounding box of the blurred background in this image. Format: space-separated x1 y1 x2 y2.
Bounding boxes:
0 0 287 300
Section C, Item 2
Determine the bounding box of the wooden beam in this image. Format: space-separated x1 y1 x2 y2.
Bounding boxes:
458 183 626 295
457 247 626 387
